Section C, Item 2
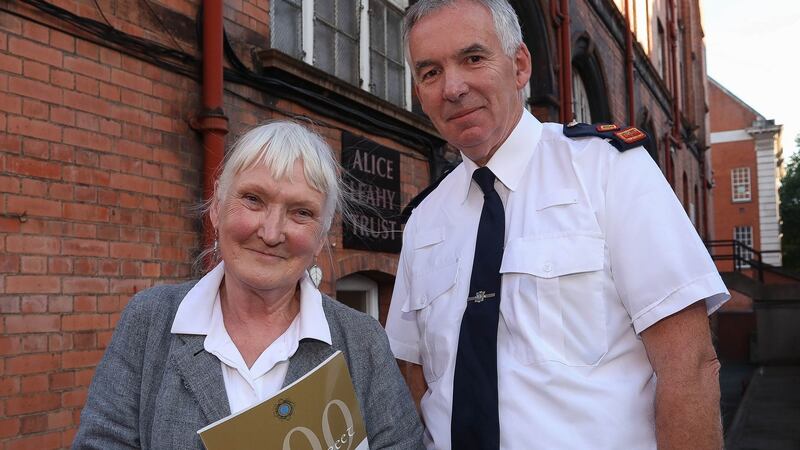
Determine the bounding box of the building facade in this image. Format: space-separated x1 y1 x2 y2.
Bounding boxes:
707 78 784 362
0 0 713 447
709 78 783 269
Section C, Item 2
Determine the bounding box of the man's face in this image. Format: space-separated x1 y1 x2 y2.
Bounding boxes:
408 0 531 166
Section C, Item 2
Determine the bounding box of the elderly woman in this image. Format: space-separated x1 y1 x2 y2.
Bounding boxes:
73 121 424 449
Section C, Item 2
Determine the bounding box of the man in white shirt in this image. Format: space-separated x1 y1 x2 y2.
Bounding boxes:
385 0 729 449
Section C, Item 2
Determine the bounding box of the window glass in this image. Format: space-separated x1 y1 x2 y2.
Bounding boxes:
734 226 754 268
337 36 358 82
314 22 335 74
270 0 407 107
340 0 358 35
369 0 405 105
314 0 359 85
388 63 404 105
370 1 386 53
387 8 402 61
731 167 751 202
271 0 303 59
317 1 334 22
572 71 592 123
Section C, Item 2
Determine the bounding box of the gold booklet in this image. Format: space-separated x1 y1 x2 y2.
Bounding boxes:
198 351 368 450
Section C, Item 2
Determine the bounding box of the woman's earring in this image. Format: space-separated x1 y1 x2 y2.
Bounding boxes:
308 264 322 288
212 229 219 260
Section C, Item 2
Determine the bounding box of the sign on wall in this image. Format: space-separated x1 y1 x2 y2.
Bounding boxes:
341 131 402 253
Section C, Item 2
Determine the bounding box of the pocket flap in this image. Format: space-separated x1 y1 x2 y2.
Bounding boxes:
402 258 459 312
500 234 604 278
535 188 578 210
414 226 445 249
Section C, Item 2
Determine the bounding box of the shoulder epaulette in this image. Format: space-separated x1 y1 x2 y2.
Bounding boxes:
400 165 457 224
563 121 650 152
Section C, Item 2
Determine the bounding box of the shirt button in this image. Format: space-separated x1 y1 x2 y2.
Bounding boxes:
543 262 553 273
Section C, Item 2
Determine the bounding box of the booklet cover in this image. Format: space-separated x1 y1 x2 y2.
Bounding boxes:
198 351 368 450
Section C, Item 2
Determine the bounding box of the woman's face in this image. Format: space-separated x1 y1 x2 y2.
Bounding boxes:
211 160 326 297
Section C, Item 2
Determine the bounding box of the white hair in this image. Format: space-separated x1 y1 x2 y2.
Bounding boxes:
214 120 342 233
402 0 524 66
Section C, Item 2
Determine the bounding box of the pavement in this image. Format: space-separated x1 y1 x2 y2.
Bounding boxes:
721 361 756 432
722 364 800 450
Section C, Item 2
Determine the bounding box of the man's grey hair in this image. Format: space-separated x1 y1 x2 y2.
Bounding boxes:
214 120 342 233
402 0 523 66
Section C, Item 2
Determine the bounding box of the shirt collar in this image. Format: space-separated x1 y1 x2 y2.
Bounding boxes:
457 109 543 204
171 262 225 334
295 272 333 345
171 262 332 346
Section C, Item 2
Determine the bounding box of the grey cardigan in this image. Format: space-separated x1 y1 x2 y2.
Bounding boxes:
73 281 424 449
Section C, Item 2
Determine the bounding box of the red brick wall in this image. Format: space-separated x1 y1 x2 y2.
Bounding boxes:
1 0 713 447
0 2 430 447
709 81 758 133
0 7 203 447
710 141 759 252
708 80 760 271
569 0 706 234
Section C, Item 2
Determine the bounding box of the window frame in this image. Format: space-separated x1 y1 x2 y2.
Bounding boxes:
368 0 406 105
733 225 754 269
336 273 379 319
571 34 611 123
270 0 411 109
731 167 752 202
572 71 592 124
312 0 361 85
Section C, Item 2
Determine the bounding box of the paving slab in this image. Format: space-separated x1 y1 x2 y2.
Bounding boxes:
725 366 800 450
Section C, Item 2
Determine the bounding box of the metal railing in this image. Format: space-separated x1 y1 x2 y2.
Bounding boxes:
705 240 783 283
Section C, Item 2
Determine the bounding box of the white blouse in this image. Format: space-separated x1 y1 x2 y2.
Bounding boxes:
171 262 331 413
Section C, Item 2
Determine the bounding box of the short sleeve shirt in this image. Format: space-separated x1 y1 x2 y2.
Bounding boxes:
385 110 729 450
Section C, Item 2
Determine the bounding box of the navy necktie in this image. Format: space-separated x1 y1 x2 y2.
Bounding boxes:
451 167 504 450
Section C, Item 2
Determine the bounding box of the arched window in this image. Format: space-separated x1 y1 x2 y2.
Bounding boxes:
571 34 610 123
509 0 558 121
572 72 592 123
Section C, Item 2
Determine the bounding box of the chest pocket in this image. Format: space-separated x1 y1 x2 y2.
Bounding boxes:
499 234 608 366
402 227 460 383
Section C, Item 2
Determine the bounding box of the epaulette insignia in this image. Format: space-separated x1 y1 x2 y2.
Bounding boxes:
614 126 647 144
596 124 619 132
563 122 651 152
400 164 458 224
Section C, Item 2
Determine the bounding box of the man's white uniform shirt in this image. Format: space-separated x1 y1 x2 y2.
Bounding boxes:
386 110 729 449
171 262 332 414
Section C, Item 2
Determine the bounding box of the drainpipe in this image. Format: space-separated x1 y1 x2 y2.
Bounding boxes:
550 2 562 119
624 0 635 125
668 0 680 141
192 0 229 263
552 0 572 123
700 158 708 239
